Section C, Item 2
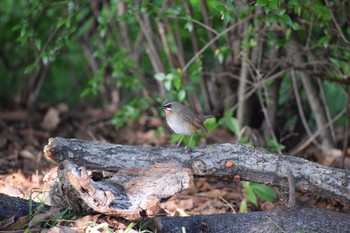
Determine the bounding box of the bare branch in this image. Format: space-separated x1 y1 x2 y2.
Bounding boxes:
290 68 319 147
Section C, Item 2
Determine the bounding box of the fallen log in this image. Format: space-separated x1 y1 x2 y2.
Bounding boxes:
150 205 350 233
44 137 350 203
0 193 50 220
1 193 349 233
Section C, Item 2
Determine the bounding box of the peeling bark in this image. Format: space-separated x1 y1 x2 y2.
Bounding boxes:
49 160 192 220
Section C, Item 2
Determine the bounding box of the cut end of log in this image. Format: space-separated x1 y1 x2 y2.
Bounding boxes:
43 138 55 161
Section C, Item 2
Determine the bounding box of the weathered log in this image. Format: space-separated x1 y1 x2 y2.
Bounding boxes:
49 160 192 220
0 193 50 220
150 205 350 233
44 137 350 203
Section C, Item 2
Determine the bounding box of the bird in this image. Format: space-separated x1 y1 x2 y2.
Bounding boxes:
160 100 207 147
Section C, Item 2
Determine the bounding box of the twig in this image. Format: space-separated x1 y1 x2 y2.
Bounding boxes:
341 87 350 169
324 0 349 44
199 0 217 53
290 68 320 147
246 57 281 153
135 1 166 96
290 108 346 155
231 69 287 114
287 169 296 208
182 17 252 74
34 1 89 67
219 196 236 213
305 16 313 48
317 78 336 143
167 15 219 36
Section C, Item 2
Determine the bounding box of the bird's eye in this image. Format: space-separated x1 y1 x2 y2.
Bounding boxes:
163 103 171 109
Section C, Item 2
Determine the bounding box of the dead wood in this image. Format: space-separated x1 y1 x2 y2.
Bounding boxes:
0 193 50 220
150 205 350 233
44 137 350 203
49 160 192 220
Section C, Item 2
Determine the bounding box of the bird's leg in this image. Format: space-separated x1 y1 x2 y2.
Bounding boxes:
176 136 184 147
188 135 193 147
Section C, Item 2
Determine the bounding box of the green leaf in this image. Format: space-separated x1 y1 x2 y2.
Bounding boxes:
124 222 137 233
246 186 258 206
154 72 165 81
223 11 231 25
42 55 49 66
224 108 234 118
251 183 277 201
153 126 164 137
239 136 252 146
268 0 278 10
219 109 239 135
166 73 175 81
267 139 286 151
164 79 172 90
249 38 257 47
185 21 193 32
204 117 218 131
24 63 37 74
279 14 292 27
226 117 239 135
239 199 248 213
178 89 186 101
255 0 268 7
291 22 301 30
218 52 224 64
286 28 292 40
173 75 182 90
319 35 330 47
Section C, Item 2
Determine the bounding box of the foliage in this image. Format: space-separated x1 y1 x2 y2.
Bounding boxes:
267 139 286 152
0 0 349 149
111 98 150 129
218 109 240 135
154 70 187 102
240 181 278 213
125 220 154 233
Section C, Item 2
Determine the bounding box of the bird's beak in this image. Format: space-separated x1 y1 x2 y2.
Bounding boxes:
158 106 163 110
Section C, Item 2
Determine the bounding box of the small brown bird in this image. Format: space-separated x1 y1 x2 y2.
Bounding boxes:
161 100 207 147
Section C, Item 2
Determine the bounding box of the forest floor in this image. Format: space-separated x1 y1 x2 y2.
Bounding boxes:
0 103 349 232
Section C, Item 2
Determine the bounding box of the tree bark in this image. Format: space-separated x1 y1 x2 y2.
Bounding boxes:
1 192 349 232
150 205 350 233
0 193 50 220
44 137 350 203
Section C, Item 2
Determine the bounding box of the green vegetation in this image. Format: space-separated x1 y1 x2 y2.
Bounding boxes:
1 0 348 150
240 181 278 213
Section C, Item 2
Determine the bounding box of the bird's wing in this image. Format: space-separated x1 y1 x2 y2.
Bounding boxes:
183 111 207 133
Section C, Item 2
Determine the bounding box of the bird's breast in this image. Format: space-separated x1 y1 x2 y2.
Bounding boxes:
166 114 196 135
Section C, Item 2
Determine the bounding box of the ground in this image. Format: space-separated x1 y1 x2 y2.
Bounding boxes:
0 103 349 232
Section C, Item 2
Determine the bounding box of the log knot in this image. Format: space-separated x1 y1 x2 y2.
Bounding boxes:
192 159 207 175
